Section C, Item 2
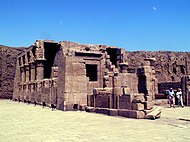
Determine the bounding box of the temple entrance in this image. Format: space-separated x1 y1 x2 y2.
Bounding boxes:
43 42 60 79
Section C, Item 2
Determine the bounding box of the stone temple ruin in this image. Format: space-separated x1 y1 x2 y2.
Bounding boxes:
12 40 190 119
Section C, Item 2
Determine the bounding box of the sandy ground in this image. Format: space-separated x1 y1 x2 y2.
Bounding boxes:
0 100 190 142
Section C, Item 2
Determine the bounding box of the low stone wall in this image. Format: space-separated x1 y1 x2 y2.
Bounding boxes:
85 107 145 119
87 88 155 119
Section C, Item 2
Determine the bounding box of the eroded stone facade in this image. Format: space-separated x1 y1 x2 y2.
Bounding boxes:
13 40 160 118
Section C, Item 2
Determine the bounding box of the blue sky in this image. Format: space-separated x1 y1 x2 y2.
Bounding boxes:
0 0 190 51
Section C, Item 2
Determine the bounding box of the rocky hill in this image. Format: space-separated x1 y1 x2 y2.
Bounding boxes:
0 45 24 99
126 51 190 83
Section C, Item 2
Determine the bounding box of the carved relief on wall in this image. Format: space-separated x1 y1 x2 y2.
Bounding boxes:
35 41 45 59
31 83 35 93
29 51 35 63
43 79 50 88
52 67 58 77
25 54 29 65
36 48 44 59
37 81 43 92
52 78 58 87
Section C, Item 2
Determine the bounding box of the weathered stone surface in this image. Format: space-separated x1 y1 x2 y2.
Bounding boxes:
144 101 154 110
127 51 190 83
119 94 132 109
93 88 113 95
108 109 118 116
118 109 145 119
132 103 144 111
0 45 24 99
95 94 109 108
95 108 109 115
132 94 145 103
144 106 162 119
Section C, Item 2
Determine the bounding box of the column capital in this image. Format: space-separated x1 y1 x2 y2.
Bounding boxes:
24 64 30 71
36 59 45 67
20 66 25 72
29 62 36 69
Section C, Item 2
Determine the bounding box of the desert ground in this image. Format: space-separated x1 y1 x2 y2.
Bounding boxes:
0 100 190 142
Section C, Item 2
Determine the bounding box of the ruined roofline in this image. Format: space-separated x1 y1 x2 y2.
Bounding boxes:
17 46 32 57
16 39 123 58
17 40 59 58
59 40 121 49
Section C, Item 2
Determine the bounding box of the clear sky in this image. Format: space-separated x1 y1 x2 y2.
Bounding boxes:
0 0 190 51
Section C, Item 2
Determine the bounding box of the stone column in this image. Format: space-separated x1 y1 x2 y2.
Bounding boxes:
24 53 30 82
30 63 36 81
36 60 45 80
19 56 24 83
20 67 25 83
139 58 157 100
108 94 113 108
113 74 122 109
35 41 45 81
25 65 29 82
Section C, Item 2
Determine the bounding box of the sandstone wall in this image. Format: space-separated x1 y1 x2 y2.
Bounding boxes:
126 51 190 83
1 42 190 100
0 45 24 99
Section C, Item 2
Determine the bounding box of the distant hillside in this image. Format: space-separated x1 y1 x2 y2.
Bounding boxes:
0 45 25 99
126 51 190 83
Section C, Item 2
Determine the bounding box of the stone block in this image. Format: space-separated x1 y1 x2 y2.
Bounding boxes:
107 72 114 77
132 94 145 103
118 109 145 119
144 106 162 119
123 87 130 95
79 105 86 111
132 103 144 110
93 88 112 95
95 94 109 108
145 95 152 102
144 101 153 110
113 76 122 87
103 75 109 81
108 109 118 116
128 110 145 119
87 95 94 107
85 106 95 113
95 108 109 115
118 109 129 117
114 87 122 95
119 94 132 109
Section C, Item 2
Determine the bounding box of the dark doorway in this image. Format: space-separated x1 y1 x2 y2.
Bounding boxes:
43 42 60 79
138 75 148 94
86 64 98 81
106 48 118 67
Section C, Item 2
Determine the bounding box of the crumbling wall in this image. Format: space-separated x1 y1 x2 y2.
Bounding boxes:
0 45 24 99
